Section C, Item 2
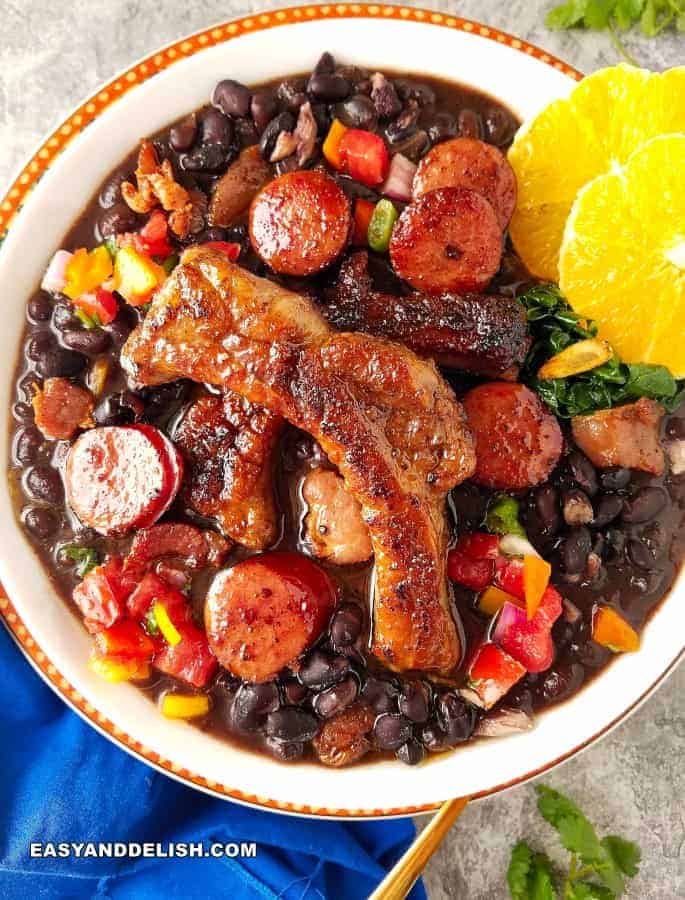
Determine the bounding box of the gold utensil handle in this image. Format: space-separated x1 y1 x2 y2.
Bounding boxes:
369 796 470 900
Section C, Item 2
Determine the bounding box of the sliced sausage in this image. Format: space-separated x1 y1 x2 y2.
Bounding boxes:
302 468 372 565
249 170 351 276
204 551 338 682
463 382 563 490
413 137 517 229
33 377 94 440
208 145 273 228
571 398 665 475
123 522 230 582
389 187 502 294
65 424 183 535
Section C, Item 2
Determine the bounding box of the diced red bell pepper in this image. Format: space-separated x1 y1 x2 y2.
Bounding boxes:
339 129 390 187
72 288 118 326
137 210 174 258
93 619 155 660
352 199 375 245
495 556 525 599
447 549 494 591
73 556 129 634
493 601 555 673
154 620 217 688
457 532 501 560
127 572 186 620
201 241 241 260
466 642 526 709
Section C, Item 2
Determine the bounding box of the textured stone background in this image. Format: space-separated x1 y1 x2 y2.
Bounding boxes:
1 1 682 897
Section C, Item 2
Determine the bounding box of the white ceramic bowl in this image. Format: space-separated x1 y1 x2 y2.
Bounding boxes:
0 5 681 819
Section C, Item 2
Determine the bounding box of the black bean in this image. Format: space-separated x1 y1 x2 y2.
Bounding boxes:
24 465 63 504
311 103 331 136
18 373 41 402
13 401 34 422
250 91 278 133
532 484 561 536
622 487 668 523
61 328 111 355
562 489 593 526
297 650 349 690
427 112 458 144
420 724 447 753
259 112 296 161
627 536 656 571
334 95 377 130
26 332 54 362
200 108 234 150
330 603 364 647
107 306 138 346
389 130 430 162
13 427 44 465
592 532 606 559
313 675 358 718
265 708 319 743
314 52 335 75
599 466 631 491
231 682 280 731
98 202 138 239
99 170 129 208
200 226 228 243
140 380 190 414
640 521 668 560
396 739 425 766
373 713 412 751
277 79 308 112
567 450 598 497
93 391 144 427
361 674 398 714
180 143 228 174
398 681 430 724
354 78 372 96
212 79 252 118
592 494 623 528
23 506 58 539
52 301 78 332
264 736 304 761
307 73 350 102
386 101 420 145
561 526 592 575
605 527 626 560
458 108 483 139
35 347 87 379
436 692 476 744
27 293 52 323
483 106 516 146
169 114 198 152
394 79 435 107
283 679 309 706
539 662 584 703
666 417 685 439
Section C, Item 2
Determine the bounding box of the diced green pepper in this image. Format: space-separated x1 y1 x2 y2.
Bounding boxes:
485 495 526 537
102 237 118 261
367 199 398 253
74 308 97 329
162 253 180 276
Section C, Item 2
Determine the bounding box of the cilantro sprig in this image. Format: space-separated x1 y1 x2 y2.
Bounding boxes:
507 785 641 899
60 544 100 577
519 283 685 417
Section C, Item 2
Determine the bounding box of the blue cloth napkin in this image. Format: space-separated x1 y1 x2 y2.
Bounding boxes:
0 625 425 900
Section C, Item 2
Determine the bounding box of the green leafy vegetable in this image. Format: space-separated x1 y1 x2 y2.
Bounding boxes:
486 495 526 537
546 0 685 53
61 544 100 577
145 609 160 636
519 283 685 417
507 785 641 898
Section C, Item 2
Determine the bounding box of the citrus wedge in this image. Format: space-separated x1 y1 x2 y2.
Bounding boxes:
508 64 685 279
559 134 685 376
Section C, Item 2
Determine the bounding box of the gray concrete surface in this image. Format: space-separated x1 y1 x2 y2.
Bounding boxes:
1 1 682 897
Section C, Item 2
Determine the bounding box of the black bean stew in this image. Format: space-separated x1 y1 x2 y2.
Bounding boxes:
8 54 685 768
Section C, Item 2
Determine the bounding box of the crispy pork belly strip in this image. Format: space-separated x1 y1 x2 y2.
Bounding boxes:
323 251 529 378
122 247 476 672
174 392 283 550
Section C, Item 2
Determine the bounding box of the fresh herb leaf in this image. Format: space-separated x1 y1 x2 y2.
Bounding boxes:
545 0 685 50
145 609 160 636
61 544 99 577
486 495 526 537
601 835 641 877
507 842 557 900
546 0 590 28
566 883 615 900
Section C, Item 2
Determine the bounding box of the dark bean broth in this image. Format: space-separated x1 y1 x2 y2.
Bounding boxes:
8 62 685 767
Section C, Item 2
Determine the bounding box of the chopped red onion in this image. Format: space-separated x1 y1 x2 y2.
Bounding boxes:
474 707 534 738
41 249 72 294
493 600 527 645
381 153 416 202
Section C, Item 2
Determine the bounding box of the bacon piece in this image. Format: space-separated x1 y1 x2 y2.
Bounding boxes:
312 702 375 767
121 140 193 237
174 392 282 550
323 251 529 377
571 398 665 475
302 467 372 565
121 247 476 672
32 377 94 440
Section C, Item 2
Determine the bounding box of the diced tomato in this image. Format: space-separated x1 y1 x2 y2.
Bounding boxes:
73 556 129 634
493 601 555 673
201 241 241 260
72 288 118 325
137 210 173 258
94 619 155 660
537 585 562 628
447 549 494 591
352 199 375 245
154 620 217 688
494 556 525 600
466 642 526 709
457 532 501 561
127 572 186 620
339 129 390 187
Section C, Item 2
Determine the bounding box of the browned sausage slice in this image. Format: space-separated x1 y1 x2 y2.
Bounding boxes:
204 551 338 682
208 145 273 228
389 187 502 294
413 137 517 229
65 424 183 535
249 170 351 276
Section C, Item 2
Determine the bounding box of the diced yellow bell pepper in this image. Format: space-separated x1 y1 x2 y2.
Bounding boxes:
323 118 348 170
478 585 519 617
153 602 182 647
523 555 551 619
592 606 640 653
537 338 613 380
161 693 211 719
63 246 113 300
113 245 166 306
89 653 151 683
